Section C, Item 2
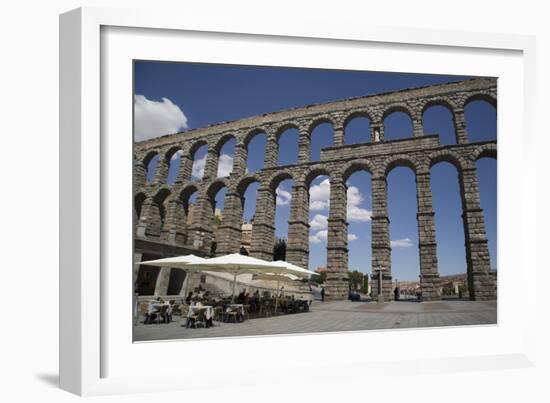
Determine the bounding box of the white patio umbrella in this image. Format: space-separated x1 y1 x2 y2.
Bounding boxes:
138 254 207 299
269 260 318 312
191 253 291 302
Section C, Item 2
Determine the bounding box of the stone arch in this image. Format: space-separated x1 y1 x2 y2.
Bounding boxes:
341 159 375 183
420 98 457 116
428 150 467 171
382 155 418 177
189 140 208 159
206 179 229 203
274 122 300 140
164 145 184 184
463 92 497 109
472 144 497 161
269 171 294 193
382 104 416 140
243 128 268 173
342 109 374 128
142 150 160 183
142 150 159 167
305 166 331 188
307 115 335 133
243 128 268 148
214 133 237 154
179 184 200 214
236 174 262 198
382 103 415 121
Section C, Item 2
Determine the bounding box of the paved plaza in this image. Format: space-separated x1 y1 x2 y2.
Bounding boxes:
133 299 497 342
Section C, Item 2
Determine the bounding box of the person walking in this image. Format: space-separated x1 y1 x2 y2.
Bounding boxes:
321 287 325 302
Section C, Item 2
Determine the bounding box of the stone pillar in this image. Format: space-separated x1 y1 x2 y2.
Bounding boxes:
188 191 214 253
264 132 278 168
250 186 275 261
412 115 423 137
215 191 243 255
325 177 349 300
370 175 392 300
134 160 147 189
297 129 311 164
202 148 218 181
459 167 496 300
371 122 384 142
135 197 154 239
176 152 193 183
286 182 309 269
133 252 143 290
453 108 468 144
154 267 172 297
152 155 169 185
232 142 247 178
415 170 440 301
333 124 344 146
160 197 187 245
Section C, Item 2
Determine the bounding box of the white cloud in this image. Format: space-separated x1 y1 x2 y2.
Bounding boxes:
309 214 328 231
217 154 233 178
391 238 414 248
347 186 372 222
348 233 358 242
191 154 206 180
276 188 291 206
309 178 330 211
309 230 328 244
134 95 188 141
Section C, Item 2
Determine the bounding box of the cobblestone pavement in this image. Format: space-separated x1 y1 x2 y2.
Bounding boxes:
133 299 497 342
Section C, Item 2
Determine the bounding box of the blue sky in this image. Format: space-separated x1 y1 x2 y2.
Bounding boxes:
135 61 497 280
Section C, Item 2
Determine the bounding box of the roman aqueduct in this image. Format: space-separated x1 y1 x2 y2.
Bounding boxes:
134 77 497 301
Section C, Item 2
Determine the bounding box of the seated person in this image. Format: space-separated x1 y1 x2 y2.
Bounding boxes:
237 289 246 303
185 291 193 305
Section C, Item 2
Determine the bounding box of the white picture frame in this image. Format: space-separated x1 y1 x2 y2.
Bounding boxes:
60 6 537 396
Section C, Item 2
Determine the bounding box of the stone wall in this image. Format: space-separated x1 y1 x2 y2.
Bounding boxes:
134 78 497 301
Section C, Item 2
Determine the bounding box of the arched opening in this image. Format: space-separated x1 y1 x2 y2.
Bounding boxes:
387 166 419 295
476 157 497 274
217 137 236 178
344 116 371 145
246 132 267 173
465 99 497 143
277 127 299 166
431 161 468 296
144 152 159 183
191 143 208 181
239 180 260 255
273 178 293 261
384 111 413 140
422 105 456 145
166 148 182 185
308 174 330 272
310 122 333 161
344 170 372 287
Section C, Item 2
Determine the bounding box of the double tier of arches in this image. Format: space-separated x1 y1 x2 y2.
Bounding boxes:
134 81 497 300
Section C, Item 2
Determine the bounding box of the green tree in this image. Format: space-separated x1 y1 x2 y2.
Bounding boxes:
361 276 369 294
348 270 364 291
273 237 287 261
